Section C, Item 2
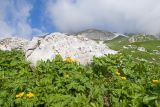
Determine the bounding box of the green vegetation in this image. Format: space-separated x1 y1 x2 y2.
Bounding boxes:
105 35 160 63
0 49 160 107
131 40 160 52
105 36 129 50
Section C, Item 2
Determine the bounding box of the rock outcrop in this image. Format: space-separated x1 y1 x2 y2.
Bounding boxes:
128 34 157 43
0 37 28 51
0 32 117 65
137 47 146 52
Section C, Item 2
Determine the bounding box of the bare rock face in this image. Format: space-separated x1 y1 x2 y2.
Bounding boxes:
25 33 117 65
0 37 28 51
128 34 157 43
0 33 117 65
73 29 116 41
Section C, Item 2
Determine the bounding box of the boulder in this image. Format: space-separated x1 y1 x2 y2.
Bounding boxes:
137 47 146 52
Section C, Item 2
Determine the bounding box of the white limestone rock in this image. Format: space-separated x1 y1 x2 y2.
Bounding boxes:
137 47 146 52
25 33 117 65
0 37 28 51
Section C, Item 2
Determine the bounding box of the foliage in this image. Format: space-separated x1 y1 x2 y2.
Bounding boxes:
92 54 160 107
0 51 105 107
0 49 30 72
0 50 160 107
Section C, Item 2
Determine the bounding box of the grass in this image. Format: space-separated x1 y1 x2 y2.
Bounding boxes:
105 36 129 50
105 35 160 63
131 40 160 52
120 48 160 63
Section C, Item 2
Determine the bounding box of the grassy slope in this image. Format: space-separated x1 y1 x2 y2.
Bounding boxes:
105 35 160 63
131 40 160 52
105 36 129 50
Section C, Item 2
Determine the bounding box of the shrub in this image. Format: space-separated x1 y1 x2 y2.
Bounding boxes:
0 50 160 107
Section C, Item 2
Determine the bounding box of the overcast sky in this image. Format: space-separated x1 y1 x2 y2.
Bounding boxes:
0 0 160 39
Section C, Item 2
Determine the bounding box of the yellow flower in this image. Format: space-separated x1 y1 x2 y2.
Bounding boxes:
121 77 126 80
16 92 24 98
64 74 69 79
152 80 159 84
115 71 120 76
66 57 72 63
74 59 79 62
26 92 34 98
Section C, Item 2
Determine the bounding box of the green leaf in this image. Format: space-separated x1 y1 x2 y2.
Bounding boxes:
143 95 158 104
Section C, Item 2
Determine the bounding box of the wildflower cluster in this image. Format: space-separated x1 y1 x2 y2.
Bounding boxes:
16 92 24 98
65 57 72 63
121 76 126 80
65 56 79 63
115 71 120 76
16 92 34 98
152 80 159 84
115 70 126 80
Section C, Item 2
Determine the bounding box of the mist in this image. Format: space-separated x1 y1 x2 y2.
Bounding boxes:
46 0 160 35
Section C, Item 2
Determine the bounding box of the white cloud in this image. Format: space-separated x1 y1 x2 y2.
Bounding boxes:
46 0 160 35
0 0 42 39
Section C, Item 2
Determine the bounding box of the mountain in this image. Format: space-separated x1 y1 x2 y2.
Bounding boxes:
0 32 117 66
73 29 116 41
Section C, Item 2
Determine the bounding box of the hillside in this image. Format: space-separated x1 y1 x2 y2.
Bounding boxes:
105 34 160 63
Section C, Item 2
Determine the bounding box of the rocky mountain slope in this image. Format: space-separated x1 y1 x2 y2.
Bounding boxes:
73 29 116 41
0 32 117 65
128 34 157 43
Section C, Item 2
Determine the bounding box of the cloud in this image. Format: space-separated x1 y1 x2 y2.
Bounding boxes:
46 0 160 35
0 0 42 39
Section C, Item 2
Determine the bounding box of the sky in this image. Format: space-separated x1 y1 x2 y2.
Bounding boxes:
0 0 160 39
